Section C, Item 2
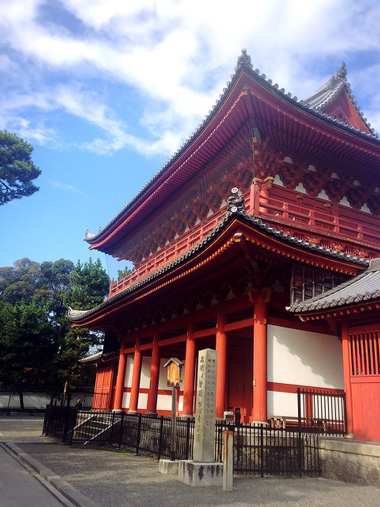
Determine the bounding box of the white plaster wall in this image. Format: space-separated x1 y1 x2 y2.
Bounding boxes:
0 393 51 409
267 325 344 389
122 354 187 412
122 392 130 410
158 357 170 389
124 355 134 387
267 391 298 418
157 393 172 411
140 356 151 389
137 393 148 410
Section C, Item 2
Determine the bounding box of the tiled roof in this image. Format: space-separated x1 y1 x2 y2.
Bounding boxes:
288 258 380 314
69 203 368 323
79 351 103 363
79 350 118 364
85 51 379 243
302 62 374 134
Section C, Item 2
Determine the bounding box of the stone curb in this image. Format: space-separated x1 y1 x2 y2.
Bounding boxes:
2 442 98 507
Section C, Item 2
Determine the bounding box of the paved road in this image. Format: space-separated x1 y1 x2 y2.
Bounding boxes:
0 444 67 507
1 415 380 507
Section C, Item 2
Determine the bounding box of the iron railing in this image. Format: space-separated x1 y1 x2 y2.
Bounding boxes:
233 423 320 476
43 388 346 476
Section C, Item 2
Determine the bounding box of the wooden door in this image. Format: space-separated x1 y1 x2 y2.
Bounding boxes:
227 337 253 423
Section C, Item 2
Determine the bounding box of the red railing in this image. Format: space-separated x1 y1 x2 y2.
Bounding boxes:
109 185 380 297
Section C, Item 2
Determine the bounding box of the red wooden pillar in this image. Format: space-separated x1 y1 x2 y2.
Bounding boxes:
146 329 160 415
182 321 196 417
250 290 270 422
113 340 126 412
250 177 261 214
216 311 227 418
341 320 354 434
129 334 142 413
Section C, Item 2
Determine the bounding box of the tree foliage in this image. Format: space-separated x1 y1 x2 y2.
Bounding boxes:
0 130 41 206
117 264 133 281
0 258 109 389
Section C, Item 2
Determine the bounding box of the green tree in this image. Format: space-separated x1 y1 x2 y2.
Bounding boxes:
0 258 109 391
117 264 133 281
0 130 41 205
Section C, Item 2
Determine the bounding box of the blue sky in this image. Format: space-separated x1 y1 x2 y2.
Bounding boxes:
1 0 380 280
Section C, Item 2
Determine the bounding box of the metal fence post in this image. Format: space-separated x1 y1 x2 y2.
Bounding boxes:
342 392 348 435
43 404 50 434
297 388 303 477
260 424 264 478
185 417 191 460
62 406 70 443
158 416 164 460
109 411 115 446
136 413 142 454
118 412 124 448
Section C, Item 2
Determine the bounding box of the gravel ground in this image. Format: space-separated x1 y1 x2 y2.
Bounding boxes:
2 416 380 507
18 443 380 507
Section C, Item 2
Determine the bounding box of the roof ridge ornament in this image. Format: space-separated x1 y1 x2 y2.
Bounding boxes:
337 61 347 80
227 187 246 215
236 49 253 72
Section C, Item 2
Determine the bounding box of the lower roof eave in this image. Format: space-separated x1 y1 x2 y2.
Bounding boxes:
69 211 368 330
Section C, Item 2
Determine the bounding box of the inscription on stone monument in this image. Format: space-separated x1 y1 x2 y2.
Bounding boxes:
193 348 218 463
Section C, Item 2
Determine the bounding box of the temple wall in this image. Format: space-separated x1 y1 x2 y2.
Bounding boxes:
267 324 344 417
121 355 184 412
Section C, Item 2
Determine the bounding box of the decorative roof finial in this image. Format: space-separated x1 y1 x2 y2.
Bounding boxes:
227 187 246 215
236 49 253 72
337 61 347 80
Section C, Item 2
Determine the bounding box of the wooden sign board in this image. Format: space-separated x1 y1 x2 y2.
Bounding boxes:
167 362 181 388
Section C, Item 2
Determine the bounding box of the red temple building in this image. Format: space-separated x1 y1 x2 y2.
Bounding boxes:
69 51 380 442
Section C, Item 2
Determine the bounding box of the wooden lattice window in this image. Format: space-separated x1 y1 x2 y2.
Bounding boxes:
291 262 348 305
349 331 380 376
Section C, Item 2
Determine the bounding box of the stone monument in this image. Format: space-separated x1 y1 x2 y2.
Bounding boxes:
178 348 223 487
193 348 217 462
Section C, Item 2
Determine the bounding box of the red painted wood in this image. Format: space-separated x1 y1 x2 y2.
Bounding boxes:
267 382 343 395
351 379 380 442
216 311 227 418
129 336 142 412
348 329 380 440
227 338 253 423
322 89 370 133
252 292 268 422
342 322 354 434
113 342 126 411
94 366 114 410
146 330 160 414
182 322 196 416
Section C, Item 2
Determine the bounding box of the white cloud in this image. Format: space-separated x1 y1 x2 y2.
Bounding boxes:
1 0 380 155
51 180 81 193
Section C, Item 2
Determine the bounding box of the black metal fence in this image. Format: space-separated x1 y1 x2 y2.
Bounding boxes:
43 388 346 477
234 423 320 476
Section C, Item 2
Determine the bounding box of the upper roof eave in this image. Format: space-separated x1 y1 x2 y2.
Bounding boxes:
302 62 374 134
85 52 380 249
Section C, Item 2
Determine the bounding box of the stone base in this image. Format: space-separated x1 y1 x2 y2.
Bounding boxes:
158 459 180 476
178 461 223 487
320 437 380 487
112 409 123 414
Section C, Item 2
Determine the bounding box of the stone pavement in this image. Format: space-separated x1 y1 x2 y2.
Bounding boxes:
1 415 380 507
